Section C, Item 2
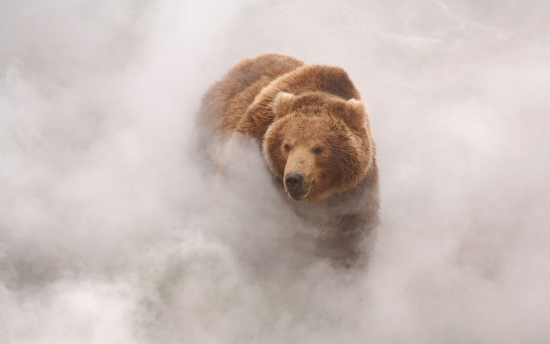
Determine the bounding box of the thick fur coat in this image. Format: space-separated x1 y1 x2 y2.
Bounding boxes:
195 53 379 267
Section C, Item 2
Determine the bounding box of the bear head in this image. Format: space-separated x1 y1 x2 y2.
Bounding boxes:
263 91 375 203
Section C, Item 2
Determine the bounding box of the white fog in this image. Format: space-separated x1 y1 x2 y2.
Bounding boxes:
1 0 550 343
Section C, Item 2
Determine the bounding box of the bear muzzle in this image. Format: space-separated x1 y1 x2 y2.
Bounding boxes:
284 172 313 201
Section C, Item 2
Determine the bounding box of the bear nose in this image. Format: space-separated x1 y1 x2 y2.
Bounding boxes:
285 172 303 190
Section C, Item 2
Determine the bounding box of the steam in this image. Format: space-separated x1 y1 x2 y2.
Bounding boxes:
2 0 550 343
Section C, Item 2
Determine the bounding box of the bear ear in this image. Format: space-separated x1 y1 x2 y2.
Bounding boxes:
272 92 297 118
343 99 367 131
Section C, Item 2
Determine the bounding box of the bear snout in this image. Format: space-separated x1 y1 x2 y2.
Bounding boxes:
285 172 304 190
284 172 313 200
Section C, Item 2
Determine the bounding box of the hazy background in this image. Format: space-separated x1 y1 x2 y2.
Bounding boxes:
1 0 550 343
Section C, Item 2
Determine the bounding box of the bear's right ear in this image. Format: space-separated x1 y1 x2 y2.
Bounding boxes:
272 92 297 118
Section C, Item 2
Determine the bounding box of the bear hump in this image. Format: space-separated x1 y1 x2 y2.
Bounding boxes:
281 65 362 101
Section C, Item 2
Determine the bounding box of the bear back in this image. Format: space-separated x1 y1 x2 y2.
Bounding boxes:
234 64 363 140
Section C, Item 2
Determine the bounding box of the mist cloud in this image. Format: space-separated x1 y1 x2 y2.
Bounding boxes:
1 0 550 343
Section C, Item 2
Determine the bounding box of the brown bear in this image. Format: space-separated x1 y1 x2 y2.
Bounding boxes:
194 53 379 267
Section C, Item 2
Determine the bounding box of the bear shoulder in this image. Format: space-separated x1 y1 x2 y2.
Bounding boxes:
199 54 304 133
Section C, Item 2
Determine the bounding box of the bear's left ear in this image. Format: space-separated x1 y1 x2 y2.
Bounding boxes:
272 92 297 119
343 99 367 131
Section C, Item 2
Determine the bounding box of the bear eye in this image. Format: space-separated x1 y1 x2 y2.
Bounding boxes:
312 146 324 154
284 144 291 151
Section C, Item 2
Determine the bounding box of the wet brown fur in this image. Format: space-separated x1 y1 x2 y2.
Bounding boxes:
195 53 379 267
